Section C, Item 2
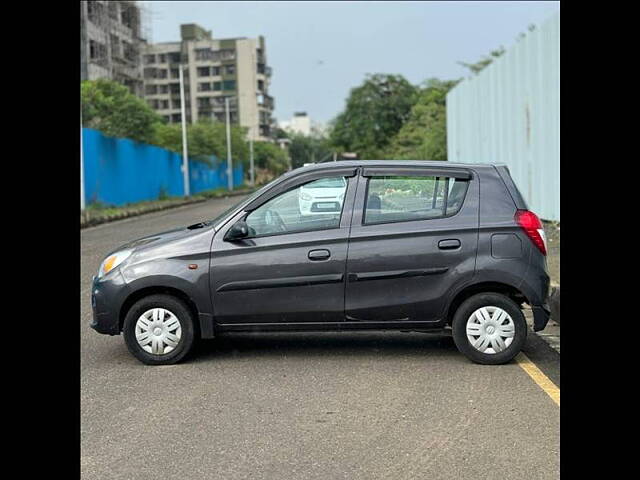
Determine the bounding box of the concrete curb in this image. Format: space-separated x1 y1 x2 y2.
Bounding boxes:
80 189 256 230
549 284 560 324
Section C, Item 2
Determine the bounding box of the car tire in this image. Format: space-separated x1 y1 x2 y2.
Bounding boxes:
123 294 196 365
452 293 527 365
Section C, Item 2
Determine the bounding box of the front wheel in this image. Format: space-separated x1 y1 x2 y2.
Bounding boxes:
452 293 527 365
123 294 196 365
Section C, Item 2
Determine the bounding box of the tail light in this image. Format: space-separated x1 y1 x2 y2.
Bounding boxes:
515 209 547 256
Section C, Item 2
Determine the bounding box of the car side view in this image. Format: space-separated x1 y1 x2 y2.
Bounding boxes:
91 161 551 366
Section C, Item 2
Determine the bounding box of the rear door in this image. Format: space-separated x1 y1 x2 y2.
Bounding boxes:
344 166 479 325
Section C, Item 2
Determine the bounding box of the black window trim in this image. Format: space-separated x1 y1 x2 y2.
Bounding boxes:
362 174 469 226
362 166 471 180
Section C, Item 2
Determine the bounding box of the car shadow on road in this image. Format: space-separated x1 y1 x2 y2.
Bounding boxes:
191 331 461 363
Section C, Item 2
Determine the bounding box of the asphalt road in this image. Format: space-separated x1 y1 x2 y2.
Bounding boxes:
81 196 560 480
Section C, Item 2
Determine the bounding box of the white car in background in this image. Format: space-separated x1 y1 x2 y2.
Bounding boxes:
298 177 347 215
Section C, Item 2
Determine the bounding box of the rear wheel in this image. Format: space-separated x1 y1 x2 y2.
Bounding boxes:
452 293 527 365
123 294 196 365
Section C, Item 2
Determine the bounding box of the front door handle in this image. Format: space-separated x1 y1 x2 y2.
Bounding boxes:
438 239 461 250
308 249 331 261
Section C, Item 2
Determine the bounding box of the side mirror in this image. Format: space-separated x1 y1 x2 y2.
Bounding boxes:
225 220 250 241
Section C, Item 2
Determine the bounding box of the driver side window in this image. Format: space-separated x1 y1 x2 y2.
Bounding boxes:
245 176 348 237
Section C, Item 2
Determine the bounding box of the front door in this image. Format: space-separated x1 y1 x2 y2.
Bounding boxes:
345 167 479 325
210 172 357 327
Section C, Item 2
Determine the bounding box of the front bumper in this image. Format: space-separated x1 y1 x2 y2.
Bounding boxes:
532 303 551 332
90 272 130 336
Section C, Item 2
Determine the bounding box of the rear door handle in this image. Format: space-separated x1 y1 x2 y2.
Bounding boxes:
308 249 331 261
438 239 461 250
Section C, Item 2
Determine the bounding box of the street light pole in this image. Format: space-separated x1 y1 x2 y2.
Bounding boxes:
249 137 254 187
225 96 233 191
179 66 190 196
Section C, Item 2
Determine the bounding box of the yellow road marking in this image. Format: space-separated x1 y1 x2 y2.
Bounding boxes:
515 353 560 406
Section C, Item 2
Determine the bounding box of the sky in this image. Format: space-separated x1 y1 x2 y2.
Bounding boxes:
143 1 560 125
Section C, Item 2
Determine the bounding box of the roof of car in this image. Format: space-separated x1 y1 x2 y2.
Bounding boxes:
292 160 502 173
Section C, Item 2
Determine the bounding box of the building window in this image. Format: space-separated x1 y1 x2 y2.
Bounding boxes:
157 69 168 79
225 64 235 75
145 85 158 95
197 67 210 77
158 54 167 63
213 82 222 91
147 99 158 109
144 54 156 65
170 68 179 79
89 40 107 60
172 99 181 109
195 48 211 61
160 100 169 110
223 80 236 91
169 52 181 63
220 49 236 60
87 1 106 25
170 83 181 94
257 79 264 91
122 41 137 62
159 85 169 94
198 82 212 92
211 66 221 76
171 113 182 123
108 2 119 21
197 97 212 108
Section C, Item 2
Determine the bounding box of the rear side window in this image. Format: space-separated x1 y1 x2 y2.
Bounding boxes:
364 176 469 225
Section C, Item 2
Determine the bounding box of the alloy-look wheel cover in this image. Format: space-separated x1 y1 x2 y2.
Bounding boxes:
135 308 182 355
466 306 515 354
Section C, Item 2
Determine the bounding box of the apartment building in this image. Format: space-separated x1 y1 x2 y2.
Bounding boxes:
280 112 312 136
80 1 145 96
142 24 275 141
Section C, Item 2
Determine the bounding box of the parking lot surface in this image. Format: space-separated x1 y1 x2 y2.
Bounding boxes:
81 196 560 480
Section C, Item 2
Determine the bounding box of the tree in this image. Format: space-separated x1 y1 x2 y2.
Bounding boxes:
458 46 506 75
252 141 289 175
383 78 459 161
153 119 249 166
81 79 161 143
288 133 333 169
329 74 418 159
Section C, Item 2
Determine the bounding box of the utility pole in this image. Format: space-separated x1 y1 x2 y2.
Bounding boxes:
179 66 190 196
80 109 85 211
249 137 255 187
225 96 233 191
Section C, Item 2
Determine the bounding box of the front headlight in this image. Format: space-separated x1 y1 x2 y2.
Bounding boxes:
97 249 133 278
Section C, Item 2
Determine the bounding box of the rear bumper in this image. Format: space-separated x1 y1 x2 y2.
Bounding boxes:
532 304 551 332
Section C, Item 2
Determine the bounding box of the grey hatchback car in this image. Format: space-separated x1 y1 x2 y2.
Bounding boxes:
91 161 551 365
